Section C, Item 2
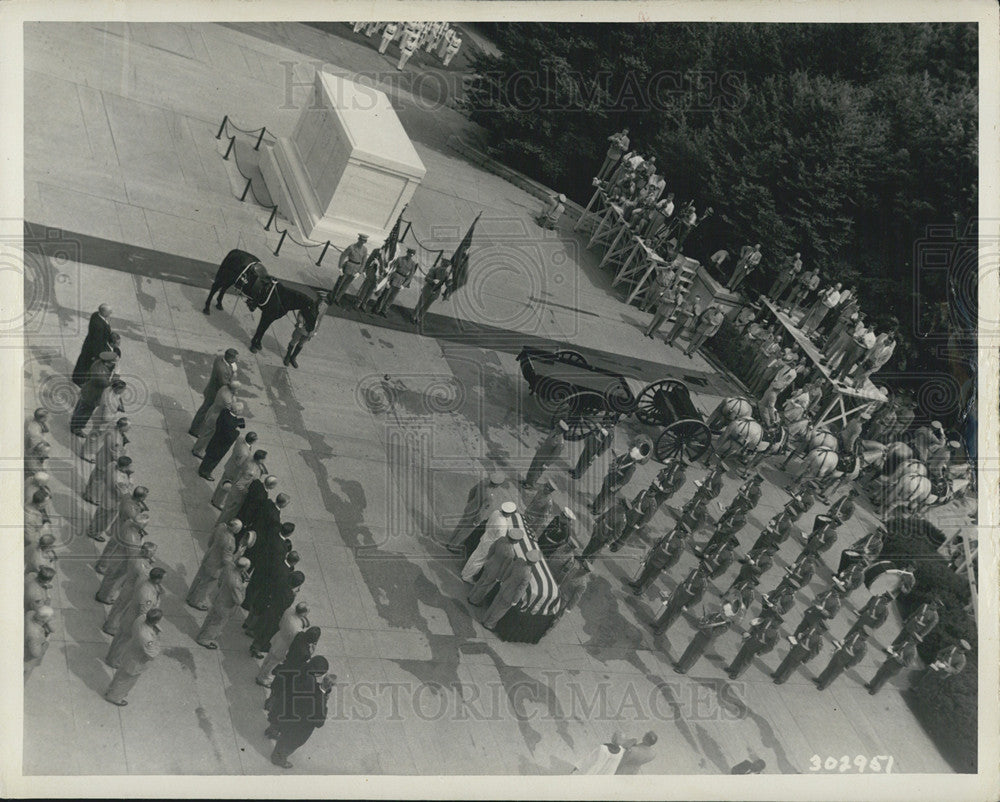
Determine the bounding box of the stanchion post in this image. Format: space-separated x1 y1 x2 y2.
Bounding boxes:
239 177 252 202
264 207 278 231
317 241 330 267
223 137 236 161
274 230 287 256
215 116 228 140
255 128 266 151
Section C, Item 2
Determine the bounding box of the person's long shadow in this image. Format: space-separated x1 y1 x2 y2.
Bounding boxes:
219 640 273 763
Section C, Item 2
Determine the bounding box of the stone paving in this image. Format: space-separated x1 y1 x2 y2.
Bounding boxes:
20 21 956 775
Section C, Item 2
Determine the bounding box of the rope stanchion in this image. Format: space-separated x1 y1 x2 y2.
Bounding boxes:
215 114 452 277
317 241 331 267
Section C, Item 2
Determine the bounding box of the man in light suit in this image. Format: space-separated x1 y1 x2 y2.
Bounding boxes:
192 379 241 457
105 608 162 706
211 431 258 509
189 348 239 435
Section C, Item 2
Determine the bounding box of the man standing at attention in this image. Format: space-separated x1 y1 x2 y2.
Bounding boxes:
684 303 725 357
411 258 452 326
105 608 162 707
372 247 419 317
664 292 702 348
283 293 330 369
331 233 369 305
727 243 762 291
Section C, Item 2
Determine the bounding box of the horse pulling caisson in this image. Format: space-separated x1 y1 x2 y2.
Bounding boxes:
204 249 318 353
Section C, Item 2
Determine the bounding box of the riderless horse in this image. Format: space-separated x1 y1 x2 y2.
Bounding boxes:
204 249 318 353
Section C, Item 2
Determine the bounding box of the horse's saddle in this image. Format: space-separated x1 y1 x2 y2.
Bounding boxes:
237 264 275 309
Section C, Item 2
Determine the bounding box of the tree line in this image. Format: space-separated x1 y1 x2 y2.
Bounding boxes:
464 22 978 403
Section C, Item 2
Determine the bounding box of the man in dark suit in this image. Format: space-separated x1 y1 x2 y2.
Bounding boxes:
70 352 117 435
189 348 239 435
251 570 305 655
72 304 114 386
237 477 281 534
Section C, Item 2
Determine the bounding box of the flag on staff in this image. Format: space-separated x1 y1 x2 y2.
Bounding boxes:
382 206 406 260
446 212 480 298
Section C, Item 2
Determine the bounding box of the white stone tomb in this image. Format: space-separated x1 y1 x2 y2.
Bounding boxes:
260 72 426 247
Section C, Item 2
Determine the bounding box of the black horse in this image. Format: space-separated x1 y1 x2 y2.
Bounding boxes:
204 249 317 353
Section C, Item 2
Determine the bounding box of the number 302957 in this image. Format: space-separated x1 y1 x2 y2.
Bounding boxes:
808 755 894 773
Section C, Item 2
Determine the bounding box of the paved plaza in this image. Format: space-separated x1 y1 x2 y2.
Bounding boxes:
21 21 955 775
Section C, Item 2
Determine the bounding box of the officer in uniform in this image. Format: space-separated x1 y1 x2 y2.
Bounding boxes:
627 524 691 595
814 629 868 690
579 499 628 565
673 608 733 674
865 638 918 695
796 514 840 563
919 640 970 686
771 619 826 684
846 592 892 639
890 599 941 651
331 234 369 305
373 247 419 317
590 442 648 515
612 475 672 551
411 258 452 325
697 511 747 559
663 293 702 347
569 425 615 480
831 559 868 594
726 551 773 596
727 614 781 679
746 513 792 563
523 421 570 489
770 552 817 599
354 249 389 312
284 293 330 369
758 584 796 627
794 588 842 639
651 565 708 635
699 535 738 580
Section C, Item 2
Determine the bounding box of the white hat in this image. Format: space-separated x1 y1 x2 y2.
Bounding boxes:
931 421 944 430
561 507 576 521
501 501 517 515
